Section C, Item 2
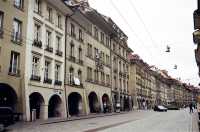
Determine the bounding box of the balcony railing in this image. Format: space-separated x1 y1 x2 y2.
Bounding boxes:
56 50 63 57
43 78 52 84
54 80 62 86
30 75 41 82
45 45 53 53
33 39 42 48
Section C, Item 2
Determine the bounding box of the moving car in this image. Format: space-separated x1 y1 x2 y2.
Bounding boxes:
0 107 14 127
154 105 167 112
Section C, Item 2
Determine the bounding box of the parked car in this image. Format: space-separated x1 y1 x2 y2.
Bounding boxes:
165 105 180 110
0 107 14 127
154 105 167 112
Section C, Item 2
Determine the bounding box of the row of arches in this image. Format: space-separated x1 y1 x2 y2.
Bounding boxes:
0 83 111 121
30 92 111 119
29 92 62 120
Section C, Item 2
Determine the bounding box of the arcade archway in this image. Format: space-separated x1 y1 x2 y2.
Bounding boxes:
88 92 99 113
29 92 45 120
0 83 17 111
48 95 62 118
68 92 83 116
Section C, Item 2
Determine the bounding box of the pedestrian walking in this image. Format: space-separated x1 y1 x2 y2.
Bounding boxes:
189 103 193 113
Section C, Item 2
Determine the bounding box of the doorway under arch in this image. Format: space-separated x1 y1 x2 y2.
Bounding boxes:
48 95 62 118
0 83 17 111
68 92 83 116
29 92 45 120
88 92 99 113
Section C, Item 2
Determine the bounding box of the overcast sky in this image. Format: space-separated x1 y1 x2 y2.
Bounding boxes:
88 0 199 86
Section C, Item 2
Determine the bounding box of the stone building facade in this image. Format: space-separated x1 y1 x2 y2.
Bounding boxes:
0 0 198 123
0 0 29 120
25 0 72 121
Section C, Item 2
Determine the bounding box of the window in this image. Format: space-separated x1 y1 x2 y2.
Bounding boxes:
101 72 105 84
94 70 98 82
113 43 116 51
106 37 109 46
119 46 121 55
55 64 61 81
94 27 98 40
57 14 62 28
44 60 50 79
34 0 41 14
70 42 74 57
102 52 105 63
69 67 74 84
113 57 117 66
87 67 92 80
100 32 104 43
114 76 117 88
0 11 4 30
34 23 41 40
0 11 3 37
94 48 98 59
14 0 23 9
79 29 83 41
9 51 20 75
56 36 61 51
78 70 82 83
106 75 110 85
87 43 92 57
32 56 40 76
47 7 53 22
78 47 82 60
119 78 122 89
119 61 121 71
71 23 75 37
123 80 126 90
12 18 22 43
126 65 128 73
46 30 51 46
106 55 110 65
123 49 125 57
123 63 125 72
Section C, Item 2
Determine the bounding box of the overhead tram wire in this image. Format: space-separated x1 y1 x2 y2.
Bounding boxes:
127 0 160 49
127 0 183 68
109 0 158 62
110 0 166 66
126 0 164 64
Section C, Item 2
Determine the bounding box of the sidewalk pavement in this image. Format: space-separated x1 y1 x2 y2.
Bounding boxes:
192 111 200 132
8 111 129 130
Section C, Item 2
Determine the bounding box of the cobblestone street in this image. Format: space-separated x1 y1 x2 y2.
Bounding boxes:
7 109 199 132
